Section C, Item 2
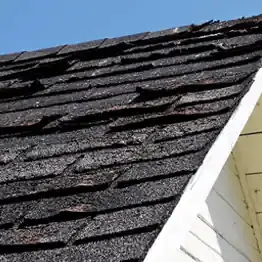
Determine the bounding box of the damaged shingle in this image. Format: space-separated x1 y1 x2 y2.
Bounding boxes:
0 14 262 262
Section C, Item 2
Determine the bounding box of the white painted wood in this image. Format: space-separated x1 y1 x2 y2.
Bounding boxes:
237 134 262 174
190 217 260 262
175 249 196 262
246 173 262 213
200 189 258 252
257 213 262 229
242 98 262 134
182 156 261 262
182 232 225 262
213 158 251 225
226 153 238 176
144 69 262 262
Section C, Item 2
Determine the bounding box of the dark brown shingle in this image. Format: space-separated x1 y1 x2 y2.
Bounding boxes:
1 14 262 262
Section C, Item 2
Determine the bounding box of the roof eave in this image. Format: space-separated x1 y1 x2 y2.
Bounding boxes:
143 67 262 262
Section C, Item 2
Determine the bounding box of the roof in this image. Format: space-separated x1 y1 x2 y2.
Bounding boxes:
1 14 262 262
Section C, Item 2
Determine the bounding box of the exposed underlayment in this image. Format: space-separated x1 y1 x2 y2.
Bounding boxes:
1 15 262 261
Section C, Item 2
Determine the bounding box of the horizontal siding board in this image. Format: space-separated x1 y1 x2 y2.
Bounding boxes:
199 190 258 252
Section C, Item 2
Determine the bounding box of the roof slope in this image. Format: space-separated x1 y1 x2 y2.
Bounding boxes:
1 14 262 262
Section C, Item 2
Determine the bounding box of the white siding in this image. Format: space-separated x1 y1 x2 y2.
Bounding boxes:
241 100 262 134
245 173 262 213
177 155 261 262
233 94 262 254
236 134 262 174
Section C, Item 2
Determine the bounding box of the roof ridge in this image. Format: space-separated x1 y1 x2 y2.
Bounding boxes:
1 13 262 64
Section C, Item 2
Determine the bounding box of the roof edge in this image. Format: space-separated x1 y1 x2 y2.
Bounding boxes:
143 68 262 262
2 13 262 59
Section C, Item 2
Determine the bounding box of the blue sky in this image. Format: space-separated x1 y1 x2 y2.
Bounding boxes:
1 0 262 54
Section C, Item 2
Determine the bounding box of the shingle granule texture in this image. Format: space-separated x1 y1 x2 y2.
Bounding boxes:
1 14 262 262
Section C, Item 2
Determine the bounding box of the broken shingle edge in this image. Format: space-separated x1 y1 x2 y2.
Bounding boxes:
143 68 262 262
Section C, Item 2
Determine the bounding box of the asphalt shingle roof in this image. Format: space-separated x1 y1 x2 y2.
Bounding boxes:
1 14 262 262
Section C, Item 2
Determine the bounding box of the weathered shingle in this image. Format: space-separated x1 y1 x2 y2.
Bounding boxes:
1 14 262 262
14 46 64 62
0 52 23 64
58 39 105 55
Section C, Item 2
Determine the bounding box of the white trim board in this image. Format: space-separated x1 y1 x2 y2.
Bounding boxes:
143 68 262 262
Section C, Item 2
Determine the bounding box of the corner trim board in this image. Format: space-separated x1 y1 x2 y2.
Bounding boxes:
143 68 262 262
